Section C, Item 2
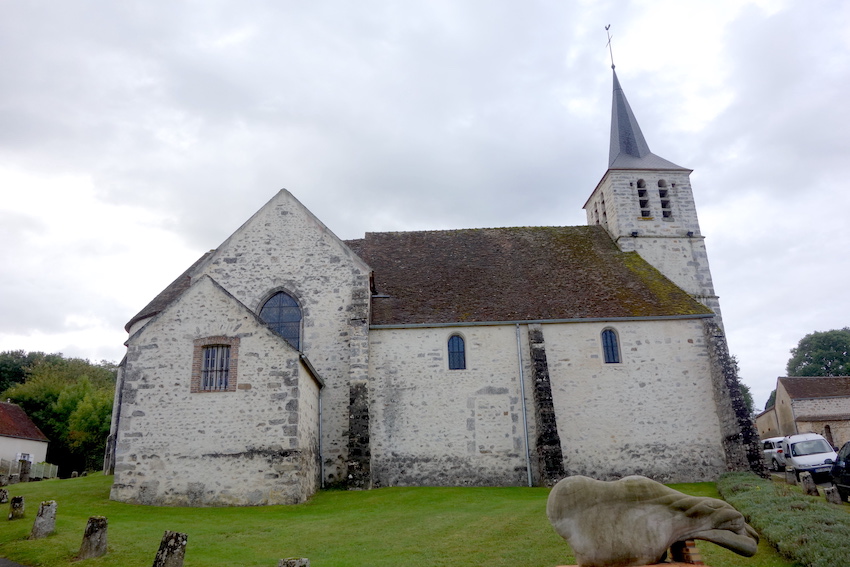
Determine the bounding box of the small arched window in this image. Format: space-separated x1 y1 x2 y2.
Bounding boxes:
636 179 646 188
601 329 620 364
260 291 302 350
657 179 667 187
448 335 466 370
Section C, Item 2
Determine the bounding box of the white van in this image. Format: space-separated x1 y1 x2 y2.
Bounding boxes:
781 433 837 480
761 437 786 472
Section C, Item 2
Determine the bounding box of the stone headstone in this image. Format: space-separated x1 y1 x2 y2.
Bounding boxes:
799 472 819 496
29 500 57 539
71 471 79 478
547 475 759 567
0 474 8 487
0 489 8 503
785 467 797 485
18 460 31 483
152 530 188 567
824 485 843 505
77 516 108 559
8 474 19 485
278 559 310 567
81 471 88 477
8 496 24 520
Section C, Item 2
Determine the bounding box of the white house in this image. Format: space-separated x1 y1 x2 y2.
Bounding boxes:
0 402 49 466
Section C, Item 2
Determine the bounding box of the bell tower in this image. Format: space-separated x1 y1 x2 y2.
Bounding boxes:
583 70 722 320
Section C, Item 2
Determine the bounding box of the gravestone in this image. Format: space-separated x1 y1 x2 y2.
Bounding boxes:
279 559 310 567
785 467 797 485
8 496 24 520
19 460 31 483
77 516 108 559
0 474 8 486
30 500 57 539
152 530 188 567
0 489 8 503
824 485 843 505
799 472 819 496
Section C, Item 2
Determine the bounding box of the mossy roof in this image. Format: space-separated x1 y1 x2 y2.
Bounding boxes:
780 376 850 399
345 225 712 326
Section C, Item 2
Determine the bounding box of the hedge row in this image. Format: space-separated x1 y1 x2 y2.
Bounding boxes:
717 472 849 567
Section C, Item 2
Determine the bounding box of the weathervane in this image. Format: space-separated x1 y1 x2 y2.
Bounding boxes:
605 25 615 69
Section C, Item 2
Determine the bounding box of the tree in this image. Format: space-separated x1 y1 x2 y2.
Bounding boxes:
1 352 116 474
739 382 755 417
729 355 755 417
764 389 776 410
786 327 850 377
0 350 63 394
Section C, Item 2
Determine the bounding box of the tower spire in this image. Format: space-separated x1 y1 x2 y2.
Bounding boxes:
607 70 687 171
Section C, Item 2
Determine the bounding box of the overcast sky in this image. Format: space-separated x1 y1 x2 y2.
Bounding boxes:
1 1 848 409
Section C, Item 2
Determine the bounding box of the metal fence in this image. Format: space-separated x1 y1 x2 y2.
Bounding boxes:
0 458 59 480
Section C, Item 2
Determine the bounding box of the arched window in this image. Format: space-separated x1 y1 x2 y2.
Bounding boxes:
448 335 466 370
601 329 620 364
260 291 302 350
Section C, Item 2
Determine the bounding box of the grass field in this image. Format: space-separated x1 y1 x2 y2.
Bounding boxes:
0 474 797 567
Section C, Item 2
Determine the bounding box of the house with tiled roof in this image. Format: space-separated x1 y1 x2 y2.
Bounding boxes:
756 376 850 447
105 70 759 507
0 402 49 465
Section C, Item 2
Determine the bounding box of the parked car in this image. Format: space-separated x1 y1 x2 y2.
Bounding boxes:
829 441 850 502
781 433 837 480
762 436 786 472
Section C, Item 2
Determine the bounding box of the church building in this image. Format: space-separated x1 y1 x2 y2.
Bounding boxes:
105 70 761 506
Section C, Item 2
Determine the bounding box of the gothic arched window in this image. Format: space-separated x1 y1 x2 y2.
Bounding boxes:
260 291 302 350
448 335 466 370
601 329 620 364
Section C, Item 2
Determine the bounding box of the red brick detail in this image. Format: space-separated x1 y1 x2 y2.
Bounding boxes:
191 336 240 393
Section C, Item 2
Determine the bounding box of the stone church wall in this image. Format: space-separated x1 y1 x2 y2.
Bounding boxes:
543 317 727 482
185 190 371 485
110 276 321 506
368 325 534 487
367 318 727 487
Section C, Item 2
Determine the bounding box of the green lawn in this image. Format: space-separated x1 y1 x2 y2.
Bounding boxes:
0 474 797 567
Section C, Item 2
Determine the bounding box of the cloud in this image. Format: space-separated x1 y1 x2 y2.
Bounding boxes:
0 1 847 409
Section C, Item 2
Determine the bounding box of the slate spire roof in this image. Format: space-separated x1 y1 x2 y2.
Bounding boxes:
609 70 688 171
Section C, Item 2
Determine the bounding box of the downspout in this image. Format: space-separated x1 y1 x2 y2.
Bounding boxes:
516 324 533 487
319 389 324 488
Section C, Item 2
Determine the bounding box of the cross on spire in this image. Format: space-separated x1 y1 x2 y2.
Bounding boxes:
605 25 615 69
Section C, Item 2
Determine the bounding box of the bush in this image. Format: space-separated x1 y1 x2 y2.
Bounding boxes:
717 472 850 567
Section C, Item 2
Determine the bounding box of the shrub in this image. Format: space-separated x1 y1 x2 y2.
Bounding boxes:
717 472 850 567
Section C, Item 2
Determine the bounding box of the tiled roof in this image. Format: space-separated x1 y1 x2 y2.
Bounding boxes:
780 376 850 399
125 252 214 332
346 225 712 326
795 413 850 422
0 402 49 443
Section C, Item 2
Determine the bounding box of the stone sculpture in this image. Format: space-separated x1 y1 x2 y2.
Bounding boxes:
547 475 758 567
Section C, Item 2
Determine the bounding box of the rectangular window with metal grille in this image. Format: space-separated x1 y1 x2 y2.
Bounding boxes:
201 345 230 391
